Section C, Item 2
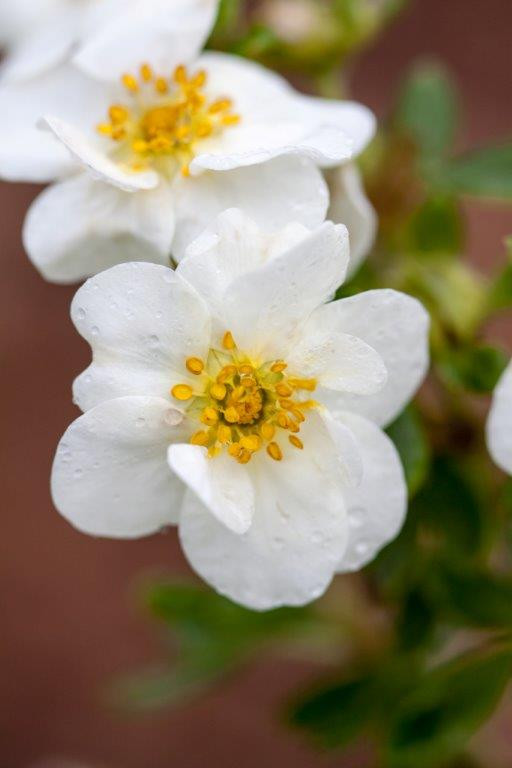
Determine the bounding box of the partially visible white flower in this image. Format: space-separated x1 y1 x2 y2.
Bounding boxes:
18 47 374 282
486 362 512 474
327 163 377 277
52 210 429 610
0 0 218 83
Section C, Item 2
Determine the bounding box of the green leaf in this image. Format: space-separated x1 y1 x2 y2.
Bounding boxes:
386 646 512 767
440 144 512 200
438 344 508 393
487 242 512 312
387 407 431 496
408 196 464 255
412 458 484 559
396 587 436 651
430 564 512 629
395 62 458 159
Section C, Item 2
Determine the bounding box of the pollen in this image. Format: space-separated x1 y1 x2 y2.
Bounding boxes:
171 331 317 464
97 63 241 178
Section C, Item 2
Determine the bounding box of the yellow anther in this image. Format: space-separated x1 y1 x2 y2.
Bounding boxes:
271 361 287 373
289 436 304 450
225 407 240 424
190 430 209 446
111 126 126 141
237 449 252 465
240 435 262 453
217 365 237 383
279 399 294 411
174 64 188 84
291 408 306 423
290 378 317 392
288 420 300 434
222 113 241 126
267 442 283 462
171 384 194 401
276 383 293 398
97 123 113 136
208 443 222 458
277 412 289 429
222 331 236 350
186 357 204 375
201 407 219 427
140 63 153 82
238 364 254 375
196 123 213 138
192 70 207 87
109 105 128 125
231 386 246 402
155 76 169 94
181 164 191 178
228 442 243 458
209 98 233 114
132 139 148 154
260 422 275 441
210 383 227 401
241 376 256 389
122 73 139 92
217 424 232 444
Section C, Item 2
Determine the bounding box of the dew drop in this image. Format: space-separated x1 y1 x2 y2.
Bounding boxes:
90 326 99 336
73 468 83 479
76 308 86 321
135 417 146 428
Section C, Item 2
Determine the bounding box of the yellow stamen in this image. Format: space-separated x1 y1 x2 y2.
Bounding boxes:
222 331 236 350
276 383 293 398
191 431 209 446
140 63 153 82
109 105 128 124
201 407 219 427
267 442 283 462
171 384 194 401
155 76 169 94
261 422 275 441
217 424 232 444
122 73 139 92
225 406 240 424
237 449 252 465
240 435 262 453
186 357 204 375
271 361 287 373
228 442 242 458
289 436 304 450
289 378 317 392
210 383 227 401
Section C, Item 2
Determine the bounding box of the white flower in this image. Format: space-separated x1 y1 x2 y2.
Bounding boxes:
0 0 375 281
0 0 218 82
486 362 512 474
52 210 430 610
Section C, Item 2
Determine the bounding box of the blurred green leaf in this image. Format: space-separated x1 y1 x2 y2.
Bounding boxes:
397 587 436 651
113 581 317 711
438 344 508 393
412 458 484 559
290 658 419 749
395 62 458 159
430 564 512 629
487 241 512 311
439 144 512 200
408 196 464 255
386 646 512 767
387 407 431 496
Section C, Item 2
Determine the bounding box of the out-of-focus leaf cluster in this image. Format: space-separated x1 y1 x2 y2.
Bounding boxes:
116 5 512 767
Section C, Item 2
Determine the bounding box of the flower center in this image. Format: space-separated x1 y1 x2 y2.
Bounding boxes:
97 63 240 178
171 331 317 464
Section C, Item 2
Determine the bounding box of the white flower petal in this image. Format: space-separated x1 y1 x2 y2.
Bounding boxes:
179 411 349 610
306 290 430 427
288 331 387 395
0 8 79 82
168 445 254 534
294 94 376 158
70 262 211 411
172 155 328 262
191 122 353 173
487 362 512 474
24 174 176 283
327 163 377 277
334 411 407 572
178 208 313 321
0 64 106 182
0 0 55 47
74 0 219 82
221 222 350 359
42 116 159 191
52 396 189 538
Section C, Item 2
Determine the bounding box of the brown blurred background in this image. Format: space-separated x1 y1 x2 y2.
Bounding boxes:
1 1 511 766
